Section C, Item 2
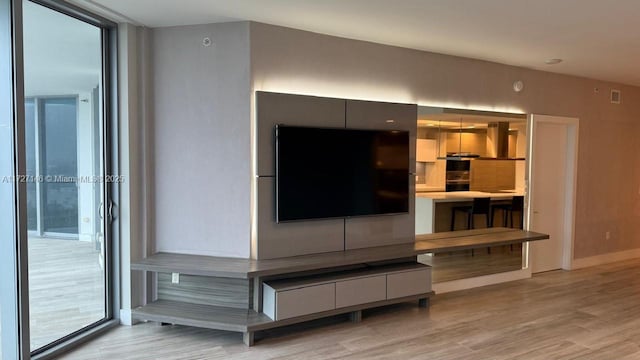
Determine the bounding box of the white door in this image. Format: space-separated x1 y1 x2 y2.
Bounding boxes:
528 115 578 273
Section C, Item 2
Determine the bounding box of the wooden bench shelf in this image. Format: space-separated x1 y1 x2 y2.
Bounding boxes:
132 228 548 279
132 294 434 338
132 300 271 333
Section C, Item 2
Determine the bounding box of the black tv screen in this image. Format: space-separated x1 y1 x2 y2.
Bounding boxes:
275 125 410 222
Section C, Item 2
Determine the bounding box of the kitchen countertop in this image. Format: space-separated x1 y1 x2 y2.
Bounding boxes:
416 190 524 202
415 184 445 192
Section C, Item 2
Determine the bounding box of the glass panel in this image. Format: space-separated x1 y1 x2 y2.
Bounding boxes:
23 0 106 352
416 106 529 283
41 97 79 235
25 99 37 231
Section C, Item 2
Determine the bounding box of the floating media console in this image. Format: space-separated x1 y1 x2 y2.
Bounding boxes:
131 228 548 346
263 263 431 321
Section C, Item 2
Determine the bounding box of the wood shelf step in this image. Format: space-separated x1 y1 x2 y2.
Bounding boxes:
131 229 548 279
132 300 272 333
133 294 435 335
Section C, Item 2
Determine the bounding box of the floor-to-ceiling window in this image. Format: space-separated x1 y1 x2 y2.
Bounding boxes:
22 0 116 356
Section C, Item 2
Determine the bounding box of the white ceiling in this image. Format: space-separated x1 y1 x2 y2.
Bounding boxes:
80 0 640 87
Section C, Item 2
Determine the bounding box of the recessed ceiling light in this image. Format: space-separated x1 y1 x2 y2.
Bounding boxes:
545 58 563 65
385 119 395 123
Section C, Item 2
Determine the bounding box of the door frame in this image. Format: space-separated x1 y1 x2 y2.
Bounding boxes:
525 114 579 271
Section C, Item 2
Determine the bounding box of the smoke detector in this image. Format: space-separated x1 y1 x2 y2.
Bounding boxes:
512 80 524 93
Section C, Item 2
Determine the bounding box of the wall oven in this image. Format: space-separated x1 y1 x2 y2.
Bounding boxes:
445 160 470 192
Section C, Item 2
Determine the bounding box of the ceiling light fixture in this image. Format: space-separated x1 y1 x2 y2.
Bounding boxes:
545 58 563 65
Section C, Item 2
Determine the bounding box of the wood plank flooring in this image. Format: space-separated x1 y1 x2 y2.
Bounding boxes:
58 259 640 359
27 237 106 351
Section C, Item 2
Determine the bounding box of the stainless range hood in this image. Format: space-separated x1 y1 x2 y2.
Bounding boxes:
486 122 510 158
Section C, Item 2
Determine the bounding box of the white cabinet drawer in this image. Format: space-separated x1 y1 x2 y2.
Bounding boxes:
267 283 335 320
386 268 431 299
335 275 386 308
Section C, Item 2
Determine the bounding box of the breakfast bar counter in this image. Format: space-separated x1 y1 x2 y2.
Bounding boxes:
416 191 524 234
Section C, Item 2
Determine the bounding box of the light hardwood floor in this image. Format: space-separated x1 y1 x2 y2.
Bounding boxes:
0 237 105 359
58 259 640 359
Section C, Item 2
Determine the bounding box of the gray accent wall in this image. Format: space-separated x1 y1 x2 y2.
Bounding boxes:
253 92 346 259
152 22 251 258
254 92 416 259
249 22 640 260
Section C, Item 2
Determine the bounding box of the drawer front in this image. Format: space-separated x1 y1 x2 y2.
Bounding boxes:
276 283 335 320
386 269 431 299
335 275 386 308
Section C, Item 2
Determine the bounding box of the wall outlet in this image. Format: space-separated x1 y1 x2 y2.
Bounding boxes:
171 272 180 284
605 231 611 240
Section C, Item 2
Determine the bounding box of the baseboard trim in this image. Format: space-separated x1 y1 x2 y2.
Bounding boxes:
571 248 640 270
119 308 136 326
433 268 531 294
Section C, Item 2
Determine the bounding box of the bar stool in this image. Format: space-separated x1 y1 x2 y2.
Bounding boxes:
492 196 524 229
450 197 492 231
451 197 492 256
492 195 524 252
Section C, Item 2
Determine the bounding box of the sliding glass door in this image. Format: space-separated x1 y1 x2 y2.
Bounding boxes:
26 97 81 237
23 0 113 354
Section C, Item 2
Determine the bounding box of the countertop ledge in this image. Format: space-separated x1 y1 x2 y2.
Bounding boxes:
416 190 524 201
131 228 547 279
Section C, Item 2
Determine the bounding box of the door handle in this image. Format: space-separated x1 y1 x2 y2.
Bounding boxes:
107 200 114 223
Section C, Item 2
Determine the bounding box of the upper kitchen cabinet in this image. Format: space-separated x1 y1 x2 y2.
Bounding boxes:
417 106 527 160
416 139 437 162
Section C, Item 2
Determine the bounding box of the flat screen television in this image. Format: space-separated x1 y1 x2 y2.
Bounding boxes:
275 125 410 222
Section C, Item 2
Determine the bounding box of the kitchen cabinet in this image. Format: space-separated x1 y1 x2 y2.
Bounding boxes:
417 139 437 162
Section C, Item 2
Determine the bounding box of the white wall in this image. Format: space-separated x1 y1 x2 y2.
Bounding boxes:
137 20 640 261
152 22 251 258
249 22 640 260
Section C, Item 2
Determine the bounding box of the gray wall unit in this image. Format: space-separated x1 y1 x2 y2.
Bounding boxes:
255 91 345 176
344 100 417 249
345 100 417 173
345 210 415 249
152 22 252 258
253 92 417 258
254 177 345 259
157 273 250 309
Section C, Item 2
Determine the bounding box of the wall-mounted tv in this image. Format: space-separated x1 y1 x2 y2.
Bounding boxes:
275 125 410 223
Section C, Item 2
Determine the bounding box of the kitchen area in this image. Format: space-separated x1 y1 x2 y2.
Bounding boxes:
415 106 528 283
